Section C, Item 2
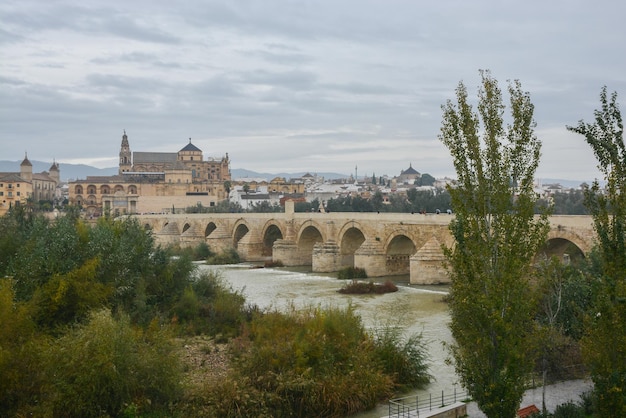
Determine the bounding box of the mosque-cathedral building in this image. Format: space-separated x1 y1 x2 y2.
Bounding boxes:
68 132 231 216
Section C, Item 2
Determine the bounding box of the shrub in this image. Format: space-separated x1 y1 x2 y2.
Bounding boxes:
0 279 49 417
228 305 395 417
192 242 214 260
175 271 247 337
372 326 431 390
337 266 368 280
40 310 182 417
206 248 240 265
552 401 585 418
338 279 398 294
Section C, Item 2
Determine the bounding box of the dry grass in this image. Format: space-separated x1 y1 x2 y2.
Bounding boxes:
178 335 231 387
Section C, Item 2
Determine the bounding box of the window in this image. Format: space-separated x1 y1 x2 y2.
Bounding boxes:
17 192 20 196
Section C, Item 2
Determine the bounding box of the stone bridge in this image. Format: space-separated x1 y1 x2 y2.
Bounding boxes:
135 201 596 285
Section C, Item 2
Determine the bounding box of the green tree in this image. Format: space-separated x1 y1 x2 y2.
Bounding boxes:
439 71 550 417
417 173 436 186
567 87 626 417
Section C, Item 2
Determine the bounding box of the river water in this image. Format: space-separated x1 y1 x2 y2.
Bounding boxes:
198 263 460 418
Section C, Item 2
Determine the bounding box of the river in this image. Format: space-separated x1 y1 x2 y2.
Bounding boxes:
198 263 461 418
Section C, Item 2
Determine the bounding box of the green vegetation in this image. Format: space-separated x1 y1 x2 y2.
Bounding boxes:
439 71 550 417
337 265 368 280
568 87 626 417
338 279 398 294
0 207 430 417
206 247 241 265
206 305 429 418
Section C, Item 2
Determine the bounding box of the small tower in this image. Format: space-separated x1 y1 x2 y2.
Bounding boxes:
49 159 60 185
178 138 203 162
20 152 33 182
119 130 132 174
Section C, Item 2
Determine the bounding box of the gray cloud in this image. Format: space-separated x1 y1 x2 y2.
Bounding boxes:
1 0 625 181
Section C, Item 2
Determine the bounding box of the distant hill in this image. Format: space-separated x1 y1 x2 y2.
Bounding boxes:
0 160 593 187
0 160 118 182
0 161 348 183
231 168 348 181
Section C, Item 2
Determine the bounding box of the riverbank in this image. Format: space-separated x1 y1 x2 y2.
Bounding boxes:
465 379 593 417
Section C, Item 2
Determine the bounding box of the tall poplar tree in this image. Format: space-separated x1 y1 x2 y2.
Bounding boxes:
568 87 626 417
439 71 550 418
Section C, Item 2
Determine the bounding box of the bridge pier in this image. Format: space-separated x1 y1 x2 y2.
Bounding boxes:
155 222 182 246
312 240 342 272
237 230 265 261
180 223 204 248
272 239 301 266
206 225 234 254
410 236 450 284
354 239 388 277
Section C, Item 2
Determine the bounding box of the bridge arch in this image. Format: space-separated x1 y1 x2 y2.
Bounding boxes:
296 221 325 266
385 232 417 275
233 219 251 249
205 222 217 237
262 221 284 257
537 230 588 264
338 223 366 268
182 223 191 234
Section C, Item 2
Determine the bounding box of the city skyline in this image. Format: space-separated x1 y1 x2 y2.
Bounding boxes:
2 0 625 181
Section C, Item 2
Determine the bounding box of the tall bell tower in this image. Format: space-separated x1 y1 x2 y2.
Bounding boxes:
119 130 132 174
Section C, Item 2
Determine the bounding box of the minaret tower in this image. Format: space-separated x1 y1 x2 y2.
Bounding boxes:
119 130 132 174
49 159 60 185
20 152 33 182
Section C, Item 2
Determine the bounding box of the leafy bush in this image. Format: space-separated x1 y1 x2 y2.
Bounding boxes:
338 279 398 294
372 326 431 390
167 242 214 261
337 266 368 280
193 242 214 260
29 258 112 330
226 305 398 417
206 248 241 265
40 310 182 418
174 271 248 337
552 401 585 418
0 279 48 417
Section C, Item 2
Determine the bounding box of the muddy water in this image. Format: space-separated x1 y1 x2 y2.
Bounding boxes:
198 264 461 418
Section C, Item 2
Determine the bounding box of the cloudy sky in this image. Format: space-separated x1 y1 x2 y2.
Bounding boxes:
1 0 625 181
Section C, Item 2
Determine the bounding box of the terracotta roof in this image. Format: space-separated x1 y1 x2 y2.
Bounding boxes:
517 404 540 418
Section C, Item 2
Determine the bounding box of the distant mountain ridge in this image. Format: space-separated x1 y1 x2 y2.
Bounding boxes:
0 160 589 188
0 160 348 182
0 160 118 182
231 168 349 181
